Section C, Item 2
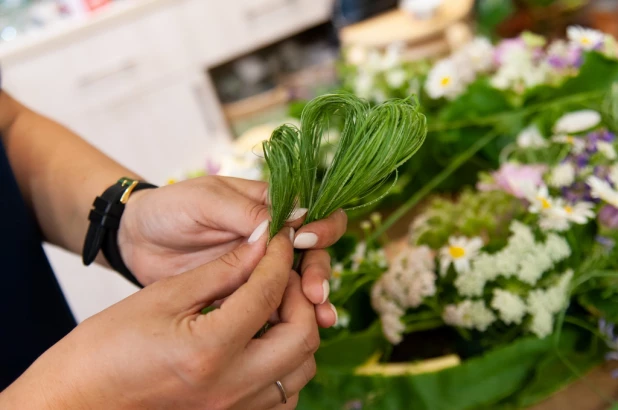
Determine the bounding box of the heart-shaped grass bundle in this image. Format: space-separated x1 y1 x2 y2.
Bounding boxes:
262 93 428 239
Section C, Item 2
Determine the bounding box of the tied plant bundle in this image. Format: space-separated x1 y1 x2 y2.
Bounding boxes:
262 93 427 244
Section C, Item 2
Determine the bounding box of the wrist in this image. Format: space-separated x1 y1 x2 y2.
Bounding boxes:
117 188 151 283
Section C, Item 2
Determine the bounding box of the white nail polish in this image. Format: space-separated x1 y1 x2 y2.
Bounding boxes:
321 279 330 304
329 303 338 327
286 208 308 222
248 220 269 243
289 228 295 243
293 232 318 249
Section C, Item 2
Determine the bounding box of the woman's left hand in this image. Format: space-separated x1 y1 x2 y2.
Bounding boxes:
117 175 347 328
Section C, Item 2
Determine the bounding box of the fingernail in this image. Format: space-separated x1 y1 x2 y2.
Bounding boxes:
289 227 295 243
321 279 330 304
248 220 269 243
294 232 318 249
329 303 338 327
286 208 308 222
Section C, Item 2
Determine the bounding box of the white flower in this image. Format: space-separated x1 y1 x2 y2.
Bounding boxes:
381 313 405 345
517 125 547 148
548 162 575 188
491 289 527 325
354 71 374 99
551 134 586 154
351 242 367 271
331 263 344 292
382 43 404 70
553 110 602 134
334 308 350 329
443 300 496 332
385 68 407 88
384 246 437 308
347 45 367 65
439 236 483 275
597 141 617 160
588 176 618 207
529 308 554 338
425 59 464 100
539 207 571 232
544 233 571 262
567 26 605 51
461 37 495 73
454 270 486 297
368 248 389 269
526 184 554 214
609 164 618 187
563 201 595 224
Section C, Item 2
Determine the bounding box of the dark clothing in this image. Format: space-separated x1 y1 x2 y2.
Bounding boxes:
0 138 76 390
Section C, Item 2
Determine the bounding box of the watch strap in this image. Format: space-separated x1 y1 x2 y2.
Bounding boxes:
82 178 157 287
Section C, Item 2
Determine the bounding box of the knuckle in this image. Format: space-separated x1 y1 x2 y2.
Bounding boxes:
246 202 268 224
301 357 317 384
300 327 320 354
219 250 243 271
260 283 282 312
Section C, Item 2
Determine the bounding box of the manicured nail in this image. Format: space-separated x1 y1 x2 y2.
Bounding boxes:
248 220 269 243
289 227 295 243
329 303 338 327
286 208 308 222
294 232 318 249
321 279 330 304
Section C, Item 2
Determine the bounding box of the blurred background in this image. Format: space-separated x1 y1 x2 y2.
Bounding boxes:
0 0 616 321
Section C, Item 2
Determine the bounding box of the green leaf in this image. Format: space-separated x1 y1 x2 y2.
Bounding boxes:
554 53 618 98
579 289 618 323
315 322 386 368
475 0 515 37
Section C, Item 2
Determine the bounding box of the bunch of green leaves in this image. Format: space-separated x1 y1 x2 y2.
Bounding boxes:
262 93 427 238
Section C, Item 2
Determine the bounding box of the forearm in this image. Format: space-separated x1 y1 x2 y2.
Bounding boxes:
0 91 141 255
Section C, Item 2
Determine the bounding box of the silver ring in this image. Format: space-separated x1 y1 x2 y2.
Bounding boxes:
275 380 288 404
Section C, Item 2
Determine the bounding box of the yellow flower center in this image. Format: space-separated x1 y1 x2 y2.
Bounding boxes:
333 270 342 279
565 206 573 214
449 246 466 259
566 136 575 144
440 76 451 87
166 178 177 185
538 197 552 209
581 37 591 46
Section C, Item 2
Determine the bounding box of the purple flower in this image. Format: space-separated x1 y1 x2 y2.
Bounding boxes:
596 235 616 251
493 38 525 65
206 158 221 175
599 205 618 229
478 163 546 199
563 181 593 202
599 318 618 378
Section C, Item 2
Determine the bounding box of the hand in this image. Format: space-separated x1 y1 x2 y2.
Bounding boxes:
118 176 347 328
1 228 317 410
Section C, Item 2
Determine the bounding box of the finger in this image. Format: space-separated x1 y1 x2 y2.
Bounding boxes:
293 208 347 249
216 176 269 204
300 250 331 305
156 225 269 312
316 302 338 328
198 180 271 237
268 394 299 410
243 273 319 378
252 358 315 409
204 227 294 344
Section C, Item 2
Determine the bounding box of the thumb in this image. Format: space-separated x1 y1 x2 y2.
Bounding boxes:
159 221 270 312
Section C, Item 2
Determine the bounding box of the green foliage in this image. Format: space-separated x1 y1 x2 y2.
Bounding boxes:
299 327 603 410
475 0 515 38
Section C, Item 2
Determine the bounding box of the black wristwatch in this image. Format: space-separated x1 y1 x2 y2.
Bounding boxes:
82 177 157 287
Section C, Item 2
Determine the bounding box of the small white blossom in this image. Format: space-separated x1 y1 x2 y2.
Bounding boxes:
385 68 407 88
347 45 367 65
382 246 437 308
544 233 572 262
425 59 465 100
517 246 553 284
454 270 486 297
491 289 527 325
588 176 618 207
549 162 575 188
439 236 484 275
597 141 617 160
517 125 547 148
331 263 344 292
526 269 573 338
567 26 605 51
553 110 602 134
529 308 554 338
353 71 374 99
551 134 586 154
527 184 555 214
381 313 405 345
351 242 367 271
443 300 496 332
461 37 495 73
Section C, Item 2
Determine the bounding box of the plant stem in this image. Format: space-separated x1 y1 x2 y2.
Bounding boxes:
370 129 501 241
404 319 444 333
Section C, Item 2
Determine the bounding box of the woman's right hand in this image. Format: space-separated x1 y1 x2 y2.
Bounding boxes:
0 227 317 410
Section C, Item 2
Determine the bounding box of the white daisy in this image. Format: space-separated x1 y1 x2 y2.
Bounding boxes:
516 125 547 148
526 184 554 214
553 110 602 134
567 25 605 51
597 141 617 160
491 289 527 325
587 176 618 207
439 236 483 275
331 263 344 292
563 201 595 224
551 134 586 154
539 206 571 232
548 162 575 188
461 37 495 73
425 59 464 100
